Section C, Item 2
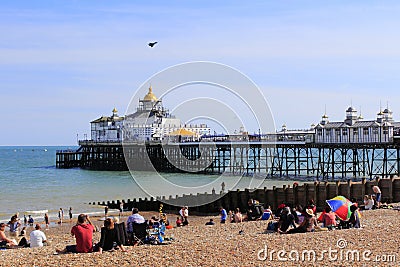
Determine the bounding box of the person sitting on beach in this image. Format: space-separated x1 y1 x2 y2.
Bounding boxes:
7 217 21 237
349 204 361 228
97 218 126 253
284 209 318 234
0 223 18 248
275 203 286 218
246 199 262 221
234 208 243 223
261 205 273 220
277 207 295 233
305 199 317 215
160 213 171 228
126 208 146 233
363 195 374 210
148 216 160 229
17 226 29 247
19 227 27 237
56 214 95 254
30 224 47 248
205 219 215 226
176 217 183 227
321 206 337 229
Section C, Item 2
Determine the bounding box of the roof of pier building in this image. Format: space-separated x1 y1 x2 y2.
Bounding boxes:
91 108 124 123
314 106 396 129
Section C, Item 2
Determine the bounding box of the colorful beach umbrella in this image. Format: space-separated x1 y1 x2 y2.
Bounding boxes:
326 196 353 221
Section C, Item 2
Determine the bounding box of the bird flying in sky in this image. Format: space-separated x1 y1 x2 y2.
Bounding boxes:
148 41 158 47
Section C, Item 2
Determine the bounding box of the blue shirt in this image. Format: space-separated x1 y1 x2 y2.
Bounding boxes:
221 209 227 221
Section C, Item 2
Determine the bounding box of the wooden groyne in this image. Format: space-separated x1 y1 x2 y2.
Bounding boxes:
91 177 400 214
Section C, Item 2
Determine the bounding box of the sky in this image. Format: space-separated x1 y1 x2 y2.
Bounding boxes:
1 1 400 145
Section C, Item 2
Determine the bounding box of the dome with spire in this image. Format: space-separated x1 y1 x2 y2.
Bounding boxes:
112 107 118 113
143 86 158 101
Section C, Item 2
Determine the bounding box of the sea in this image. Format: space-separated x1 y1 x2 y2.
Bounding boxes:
0 146 304 223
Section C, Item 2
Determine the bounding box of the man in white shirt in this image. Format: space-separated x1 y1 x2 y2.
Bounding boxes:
126 208 145 233
30 224 47 248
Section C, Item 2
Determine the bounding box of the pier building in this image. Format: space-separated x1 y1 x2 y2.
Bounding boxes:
91 86 211 142
314 106 399 144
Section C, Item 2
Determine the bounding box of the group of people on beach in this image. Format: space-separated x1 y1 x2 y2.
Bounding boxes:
0 213 48 249
213 196 362 235
0 184 386 255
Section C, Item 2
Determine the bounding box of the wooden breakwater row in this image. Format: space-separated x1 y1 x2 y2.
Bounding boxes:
91 177 400 214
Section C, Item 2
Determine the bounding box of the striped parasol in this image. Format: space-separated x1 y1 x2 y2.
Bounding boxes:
326 196 354 221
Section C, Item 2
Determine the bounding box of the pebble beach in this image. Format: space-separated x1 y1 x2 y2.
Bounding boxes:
1 207 399 267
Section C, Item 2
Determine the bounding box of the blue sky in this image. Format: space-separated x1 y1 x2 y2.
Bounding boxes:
1 1 400 145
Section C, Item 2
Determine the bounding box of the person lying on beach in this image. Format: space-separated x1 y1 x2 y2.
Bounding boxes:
56 214 95 254
96 218 126 253
0 223 18 248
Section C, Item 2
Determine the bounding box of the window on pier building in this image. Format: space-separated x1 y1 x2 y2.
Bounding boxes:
353 128 358 136
363 128 369 135
373 128 379 135
383 127 388 135
342 129 348 135
326 129 331 135
317 129 322 136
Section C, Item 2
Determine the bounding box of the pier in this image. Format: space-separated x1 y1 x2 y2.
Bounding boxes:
57 140 400 179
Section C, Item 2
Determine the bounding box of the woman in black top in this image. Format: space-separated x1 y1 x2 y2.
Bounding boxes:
98 218 126 253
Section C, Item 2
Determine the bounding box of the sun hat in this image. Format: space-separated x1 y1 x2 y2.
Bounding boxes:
305 209 314 216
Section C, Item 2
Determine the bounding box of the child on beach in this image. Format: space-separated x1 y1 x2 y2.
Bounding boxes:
176 217 183 227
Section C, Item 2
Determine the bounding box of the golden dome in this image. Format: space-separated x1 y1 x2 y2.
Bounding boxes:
112 107 118 113
143 86 158 101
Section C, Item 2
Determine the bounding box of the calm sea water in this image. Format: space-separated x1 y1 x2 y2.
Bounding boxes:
0 146 302 222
